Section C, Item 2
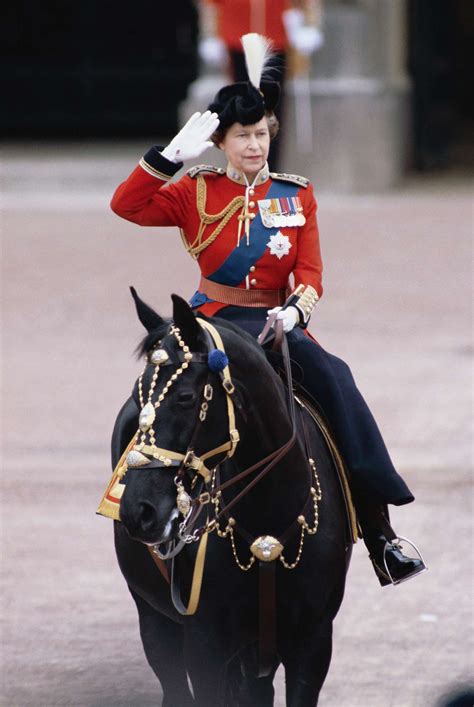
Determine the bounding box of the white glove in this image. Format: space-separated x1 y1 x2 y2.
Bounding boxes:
161 111 220 164
283 9 324 56
267 306 300 333
199 36 227 66
291 26 324 55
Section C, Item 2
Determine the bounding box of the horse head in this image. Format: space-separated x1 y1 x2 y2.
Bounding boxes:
120 289 241 547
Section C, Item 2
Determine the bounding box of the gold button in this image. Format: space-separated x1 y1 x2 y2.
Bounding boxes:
249 188 255 195
249 201 255 207
250 278 257 286
249 213 256 220
249 266 256 272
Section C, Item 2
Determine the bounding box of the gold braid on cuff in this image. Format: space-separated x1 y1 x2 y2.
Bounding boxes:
293 284 319 327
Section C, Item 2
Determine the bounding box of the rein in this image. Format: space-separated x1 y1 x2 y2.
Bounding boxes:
203 329 297 526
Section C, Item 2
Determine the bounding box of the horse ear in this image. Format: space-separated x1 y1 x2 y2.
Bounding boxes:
171 294 203 349
130 287 164 332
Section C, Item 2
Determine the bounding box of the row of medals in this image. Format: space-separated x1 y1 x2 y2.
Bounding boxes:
260 208 306 229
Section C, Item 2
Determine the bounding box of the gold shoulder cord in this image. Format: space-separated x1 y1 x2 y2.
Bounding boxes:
180 175 245 259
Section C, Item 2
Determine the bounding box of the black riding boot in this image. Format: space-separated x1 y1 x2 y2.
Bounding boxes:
358 503 426 586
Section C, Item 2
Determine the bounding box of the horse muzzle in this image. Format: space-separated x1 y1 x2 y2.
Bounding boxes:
121 500 180 546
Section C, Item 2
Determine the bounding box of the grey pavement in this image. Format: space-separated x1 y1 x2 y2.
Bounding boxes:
1 144 473 706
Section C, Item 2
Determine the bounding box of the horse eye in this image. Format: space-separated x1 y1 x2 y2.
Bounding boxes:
177 391 195 403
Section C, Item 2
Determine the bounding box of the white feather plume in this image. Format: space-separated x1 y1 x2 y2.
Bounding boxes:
241 33 273 89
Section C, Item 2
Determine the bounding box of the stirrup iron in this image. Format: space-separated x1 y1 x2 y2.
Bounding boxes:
382 535 427 585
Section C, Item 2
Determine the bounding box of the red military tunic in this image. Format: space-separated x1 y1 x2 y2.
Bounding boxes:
111 146 323 317
205 0 291 52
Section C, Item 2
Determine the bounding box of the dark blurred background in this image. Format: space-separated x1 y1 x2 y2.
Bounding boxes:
2 0 198 138
408 0 474 170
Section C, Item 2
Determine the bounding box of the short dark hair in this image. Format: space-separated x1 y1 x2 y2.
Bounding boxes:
211 112 279 147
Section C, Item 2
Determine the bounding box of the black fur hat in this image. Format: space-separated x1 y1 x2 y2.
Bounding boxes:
207 34 280 129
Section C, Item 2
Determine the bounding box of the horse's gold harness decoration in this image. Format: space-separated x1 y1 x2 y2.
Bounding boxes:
211 457 323 571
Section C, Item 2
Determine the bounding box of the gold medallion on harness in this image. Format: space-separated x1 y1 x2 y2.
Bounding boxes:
176 483 191 516
250 535 283 562
149 348 169 365
139 402 156 432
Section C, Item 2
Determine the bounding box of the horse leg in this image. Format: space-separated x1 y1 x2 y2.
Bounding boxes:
130 589 194 706
225 646 278 707
284 618 334 707
186 635 277 707
233 671 277 707
183 622 236 707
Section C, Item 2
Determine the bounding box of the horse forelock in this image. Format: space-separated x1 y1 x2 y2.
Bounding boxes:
135 320 172 358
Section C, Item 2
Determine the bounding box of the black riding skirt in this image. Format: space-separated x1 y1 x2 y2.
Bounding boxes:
214 306 414 507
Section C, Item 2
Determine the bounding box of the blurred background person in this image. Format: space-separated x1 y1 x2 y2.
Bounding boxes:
199 0 324 170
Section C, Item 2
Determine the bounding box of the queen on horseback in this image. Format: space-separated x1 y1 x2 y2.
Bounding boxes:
110 33 425 587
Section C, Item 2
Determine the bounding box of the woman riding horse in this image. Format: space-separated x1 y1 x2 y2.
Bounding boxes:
111 33 425 586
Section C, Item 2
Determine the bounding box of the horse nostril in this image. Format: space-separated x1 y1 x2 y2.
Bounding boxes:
139 501 157 531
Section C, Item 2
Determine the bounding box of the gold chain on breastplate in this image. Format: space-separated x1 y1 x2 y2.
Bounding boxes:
209 457 323 572
180 175 245 259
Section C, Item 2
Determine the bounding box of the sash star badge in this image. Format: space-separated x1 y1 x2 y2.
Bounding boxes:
267 231 292 259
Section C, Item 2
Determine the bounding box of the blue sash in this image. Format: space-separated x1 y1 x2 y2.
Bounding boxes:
207 180 299 286
189 179 299 308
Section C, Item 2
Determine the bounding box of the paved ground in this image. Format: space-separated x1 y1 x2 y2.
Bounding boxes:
1 143 473 706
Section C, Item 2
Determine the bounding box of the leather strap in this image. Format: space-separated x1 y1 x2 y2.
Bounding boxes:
258 561 277 677
170 530 209 615
207 324 297 524
147 547 170 584
256 311 278 346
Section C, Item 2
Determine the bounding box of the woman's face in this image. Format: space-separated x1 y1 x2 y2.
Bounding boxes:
219 118 270 179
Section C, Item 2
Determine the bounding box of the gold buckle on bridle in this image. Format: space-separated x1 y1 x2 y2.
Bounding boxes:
183 450 200 469
222 379 235 395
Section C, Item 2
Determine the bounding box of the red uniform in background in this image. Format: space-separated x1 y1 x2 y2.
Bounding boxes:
206 0 290 51
204 0 293 170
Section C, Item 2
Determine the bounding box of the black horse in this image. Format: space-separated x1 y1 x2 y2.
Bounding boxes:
111 292 354 706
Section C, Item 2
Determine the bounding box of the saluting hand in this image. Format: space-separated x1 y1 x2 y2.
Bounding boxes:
161 111 220 164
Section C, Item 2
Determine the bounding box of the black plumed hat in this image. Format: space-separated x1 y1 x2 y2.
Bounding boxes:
207 34 280 129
